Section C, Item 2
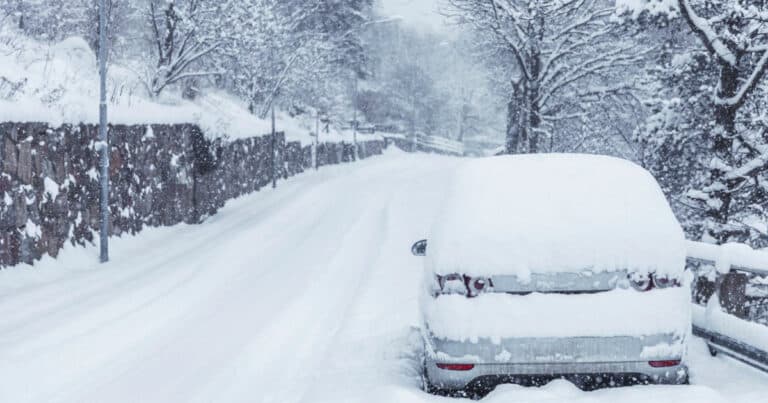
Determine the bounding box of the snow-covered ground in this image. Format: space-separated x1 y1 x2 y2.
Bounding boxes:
0 150 766 403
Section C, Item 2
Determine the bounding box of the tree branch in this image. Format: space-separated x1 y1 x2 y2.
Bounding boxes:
678 0 737 66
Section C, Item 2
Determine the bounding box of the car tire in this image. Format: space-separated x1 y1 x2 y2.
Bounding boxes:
420 353 457 396
421 367 444 395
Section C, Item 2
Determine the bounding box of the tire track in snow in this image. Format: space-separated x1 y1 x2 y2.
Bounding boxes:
11 155 433 403
0 155 426 402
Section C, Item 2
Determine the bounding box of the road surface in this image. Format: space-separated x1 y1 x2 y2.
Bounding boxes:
0 149 766 403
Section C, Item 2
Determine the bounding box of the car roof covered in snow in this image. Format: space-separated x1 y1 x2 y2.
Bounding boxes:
426 154 686 279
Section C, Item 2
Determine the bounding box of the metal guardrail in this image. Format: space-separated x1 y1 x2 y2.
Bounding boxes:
687 241 768 276
687 240 768 372
693 325 768 372
381 134 465 156
417 135 464 156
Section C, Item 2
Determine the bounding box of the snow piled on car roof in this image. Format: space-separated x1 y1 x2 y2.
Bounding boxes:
426 154 685 279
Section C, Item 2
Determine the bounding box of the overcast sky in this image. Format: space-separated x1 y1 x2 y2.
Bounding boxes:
376 0 450 34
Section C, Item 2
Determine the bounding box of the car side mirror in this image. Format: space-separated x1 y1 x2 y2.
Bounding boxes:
411 239 427 256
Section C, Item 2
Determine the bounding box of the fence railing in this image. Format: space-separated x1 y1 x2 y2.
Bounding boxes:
381 134 465 156
418 135 464 156
687 240 768 372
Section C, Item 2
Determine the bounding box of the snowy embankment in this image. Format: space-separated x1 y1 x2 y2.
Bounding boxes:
0 30 379 145
0 150 766 403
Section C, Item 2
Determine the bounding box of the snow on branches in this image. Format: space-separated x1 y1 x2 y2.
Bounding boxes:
145 0 224 98
625 0 768 245
448 0 648 155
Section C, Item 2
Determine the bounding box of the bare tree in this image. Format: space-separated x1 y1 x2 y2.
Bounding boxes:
448 0 648 154
145 0 223 97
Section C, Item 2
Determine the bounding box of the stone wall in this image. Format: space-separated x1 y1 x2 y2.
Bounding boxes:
0 122 384 267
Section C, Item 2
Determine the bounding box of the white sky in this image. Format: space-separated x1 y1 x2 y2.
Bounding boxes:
376 0 450 34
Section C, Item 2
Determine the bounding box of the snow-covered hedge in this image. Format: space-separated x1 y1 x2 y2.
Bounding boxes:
0 122 384 267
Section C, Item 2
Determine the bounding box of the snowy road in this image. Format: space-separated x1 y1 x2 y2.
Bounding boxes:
0 150 766 403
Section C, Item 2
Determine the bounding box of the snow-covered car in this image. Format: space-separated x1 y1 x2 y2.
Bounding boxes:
415 154 691 394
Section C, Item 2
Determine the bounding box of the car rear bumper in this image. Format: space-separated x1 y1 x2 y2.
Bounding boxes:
424 334 689 390
425 358 689 390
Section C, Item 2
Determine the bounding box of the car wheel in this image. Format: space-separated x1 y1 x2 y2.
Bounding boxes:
421 369 444 395
420 354 458 396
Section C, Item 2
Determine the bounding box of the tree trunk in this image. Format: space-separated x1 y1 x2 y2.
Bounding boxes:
505 84 522 154
708 62 740 243
715 63 739 137
528 50 542 153
528 85 540 153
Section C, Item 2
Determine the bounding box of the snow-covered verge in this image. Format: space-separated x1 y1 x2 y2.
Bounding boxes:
426 154 686 280
0 151 765 403
0 29 380 145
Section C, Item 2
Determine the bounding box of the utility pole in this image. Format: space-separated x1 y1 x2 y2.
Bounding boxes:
98 0 109 263
271 105 277 189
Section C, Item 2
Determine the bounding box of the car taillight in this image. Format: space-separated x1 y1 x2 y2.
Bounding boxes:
652 275 680 289
436 363 475 371
648 360 681 368
434 274 492 297
629 273 654 291
464 276 491 297
628 273 681 292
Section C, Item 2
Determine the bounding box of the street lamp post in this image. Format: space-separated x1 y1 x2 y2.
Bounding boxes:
98 0 110 263
352 76 358 161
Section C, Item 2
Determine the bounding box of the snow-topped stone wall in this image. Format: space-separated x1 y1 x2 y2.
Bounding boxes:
0 122 383 267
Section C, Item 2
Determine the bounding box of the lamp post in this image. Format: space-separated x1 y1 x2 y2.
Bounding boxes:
352 76 358 161
98 0 109 263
